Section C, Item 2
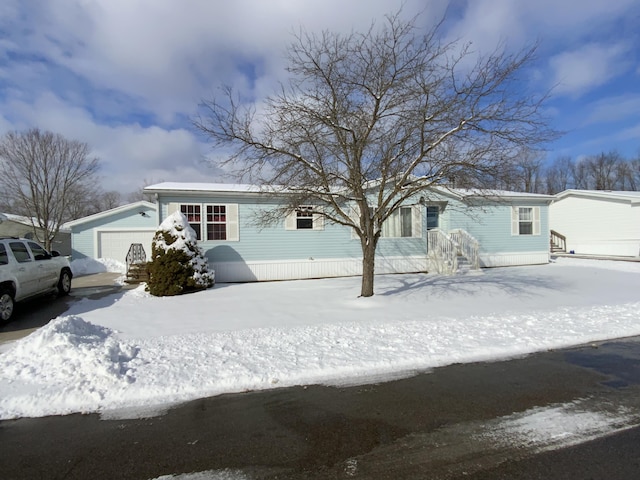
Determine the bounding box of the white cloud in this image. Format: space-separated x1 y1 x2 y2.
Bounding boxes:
1 0 639 194
549 43 631 98
583 94 640 126
0 91 222 194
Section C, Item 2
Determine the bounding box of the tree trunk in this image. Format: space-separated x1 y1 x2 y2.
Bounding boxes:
360 238 377 297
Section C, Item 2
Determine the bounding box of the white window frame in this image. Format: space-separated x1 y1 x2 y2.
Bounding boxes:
168 203 239 241
511 206 540 236
285 206 325 231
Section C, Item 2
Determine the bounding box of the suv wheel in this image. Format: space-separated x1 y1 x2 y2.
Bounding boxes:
57 270 72 296
0 288 14 323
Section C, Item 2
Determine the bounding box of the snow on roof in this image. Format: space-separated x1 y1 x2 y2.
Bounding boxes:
63 201 157 228
145 182 554 202
144 182 265 193
555 189 640 204
446 188 554 201
0 212 70 233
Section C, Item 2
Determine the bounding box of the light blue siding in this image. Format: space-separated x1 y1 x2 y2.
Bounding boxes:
158 194 428 264
446 201 550 254
156 189 550 278
70 204 157 259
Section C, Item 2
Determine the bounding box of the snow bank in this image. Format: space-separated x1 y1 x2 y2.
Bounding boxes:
71 257 126 276
0 258 639 420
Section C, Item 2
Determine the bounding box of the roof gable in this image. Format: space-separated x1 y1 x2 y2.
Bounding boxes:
63 201 156 228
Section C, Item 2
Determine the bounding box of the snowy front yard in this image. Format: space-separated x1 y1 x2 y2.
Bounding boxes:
1 257 639 420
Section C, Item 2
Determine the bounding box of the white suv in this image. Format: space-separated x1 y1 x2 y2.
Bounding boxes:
0 237 73 322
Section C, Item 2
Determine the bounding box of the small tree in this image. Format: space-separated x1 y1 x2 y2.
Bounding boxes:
147 212 215 296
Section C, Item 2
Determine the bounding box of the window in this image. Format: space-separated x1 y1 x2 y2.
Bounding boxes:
0 244 8 265
10 242 32 263
426 206 439 230
285 206 324 230
180 204 202 240
512 206 540 236
206 205 227 240
296 206 314 229
382 206 422 238
28 241 49 260
172 203 239 241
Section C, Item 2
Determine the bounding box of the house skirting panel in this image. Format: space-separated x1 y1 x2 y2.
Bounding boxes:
479 251 549 268
212 256 428 283
567 241 640 257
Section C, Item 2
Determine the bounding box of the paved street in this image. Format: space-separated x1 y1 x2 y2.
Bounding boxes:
2 273 640 479
2 336 640 479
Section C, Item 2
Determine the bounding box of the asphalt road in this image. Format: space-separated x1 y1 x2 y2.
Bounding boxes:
2 337 640 479
2 274 640 479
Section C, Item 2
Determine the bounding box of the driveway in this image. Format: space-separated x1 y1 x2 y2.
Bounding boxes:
0 272 134 345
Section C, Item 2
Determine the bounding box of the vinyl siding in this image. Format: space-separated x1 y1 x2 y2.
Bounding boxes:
550 195 640 256
158 194 429 268
70 205 157 259
447 201 550 254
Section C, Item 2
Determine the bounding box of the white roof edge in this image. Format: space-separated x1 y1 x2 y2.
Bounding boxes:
144 182 268 193
64 200 157 227
449 189 554 202
555 189 640 203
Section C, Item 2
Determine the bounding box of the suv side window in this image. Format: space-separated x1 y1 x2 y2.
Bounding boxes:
9 241 33 263
28 241 50 261
0 244 8 265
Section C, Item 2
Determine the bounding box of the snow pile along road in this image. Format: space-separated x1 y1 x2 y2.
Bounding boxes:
0 258 639 420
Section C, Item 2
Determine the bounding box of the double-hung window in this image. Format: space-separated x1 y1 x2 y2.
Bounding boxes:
206 205 227 240
511 206 540 236
180 204 202 239
285 206 324 230
172 203 239 241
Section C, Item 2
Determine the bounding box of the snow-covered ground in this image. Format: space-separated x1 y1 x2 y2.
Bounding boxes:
1 257 639 421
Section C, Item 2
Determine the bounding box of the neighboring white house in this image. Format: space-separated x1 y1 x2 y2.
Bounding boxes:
550 190 640 257
64 201 158 263
0 213 71 255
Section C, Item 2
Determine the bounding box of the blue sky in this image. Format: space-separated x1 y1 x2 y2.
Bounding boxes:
1 0 639 194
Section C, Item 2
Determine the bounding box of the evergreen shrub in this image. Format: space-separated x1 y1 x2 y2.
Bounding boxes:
146 212 215 296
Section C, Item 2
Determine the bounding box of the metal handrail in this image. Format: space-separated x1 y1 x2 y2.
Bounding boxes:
126 243 146 268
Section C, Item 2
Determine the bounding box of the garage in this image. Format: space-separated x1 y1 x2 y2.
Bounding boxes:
64 201 158 263
97 230 156 263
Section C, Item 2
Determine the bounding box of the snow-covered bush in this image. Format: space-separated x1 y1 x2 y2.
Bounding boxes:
146 211 215 296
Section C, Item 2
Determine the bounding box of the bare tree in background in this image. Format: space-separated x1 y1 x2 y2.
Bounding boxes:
544 155 575 194
64 185 123 221
506 148 545 192
0 128 100 250
194 12 557 297
126 178 161 203
584 151 623 190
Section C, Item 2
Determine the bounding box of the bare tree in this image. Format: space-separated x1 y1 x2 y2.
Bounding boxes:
584 151 623 190
0 128 100 250
194 12 557 297
506 148 546 193
126 178 162 203
544 155 574 194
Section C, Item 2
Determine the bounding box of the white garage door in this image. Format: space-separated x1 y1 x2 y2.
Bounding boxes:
97 230 155 263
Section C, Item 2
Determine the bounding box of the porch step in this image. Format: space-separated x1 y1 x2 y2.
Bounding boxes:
125 262 150 284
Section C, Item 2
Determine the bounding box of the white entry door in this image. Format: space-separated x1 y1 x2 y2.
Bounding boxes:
97 230 155 263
